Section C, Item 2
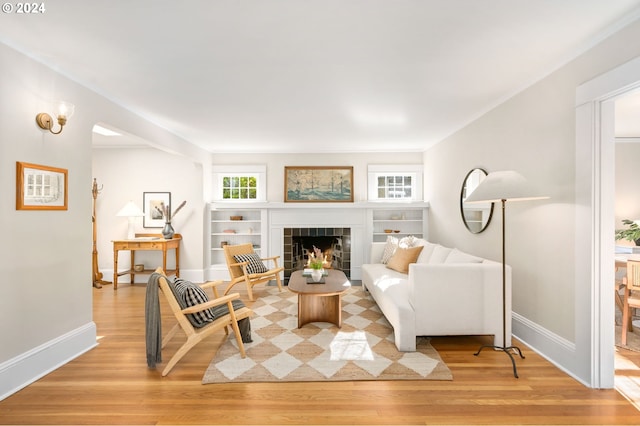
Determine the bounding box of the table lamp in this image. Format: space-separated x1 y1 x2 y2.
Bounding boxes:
116 201 145 239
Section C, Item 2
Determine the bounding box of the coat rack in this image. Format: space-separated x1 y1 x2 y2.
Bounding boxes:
92 178 111 289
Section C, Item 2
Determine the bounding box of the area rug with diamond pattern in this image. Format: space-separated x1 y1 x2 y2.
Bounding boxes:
202 286 452 383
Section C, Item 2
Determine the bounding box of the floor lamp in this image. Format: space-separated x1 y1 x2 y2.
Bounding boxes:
464 170 548 378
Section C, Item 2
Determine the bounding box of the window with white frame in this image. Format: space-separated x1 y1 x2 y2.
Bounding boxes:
212 165 266 202
367 165 423 201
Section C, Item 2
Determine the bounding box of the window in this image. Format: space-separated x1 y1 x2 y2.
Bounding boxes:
222 175 257 200
212 165 266 202
368 164 422 201
377 175 413 199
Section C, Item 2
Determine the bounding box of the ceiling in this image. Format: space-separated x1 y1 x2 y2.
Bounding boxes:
2 0 640 153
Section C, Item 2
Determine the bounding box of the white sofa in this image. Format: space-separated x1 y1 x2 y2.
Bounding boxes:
361 238 511 352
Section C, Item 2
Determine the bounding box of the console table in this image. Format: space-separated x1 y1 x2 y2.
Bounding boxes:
112 233 181 290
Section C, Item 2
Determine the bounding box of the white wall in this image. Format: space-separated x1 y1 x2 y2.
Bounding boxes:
0 42 209 400
92 147 205 282
423 19 640 385
615 140 640 230
210 152 421 203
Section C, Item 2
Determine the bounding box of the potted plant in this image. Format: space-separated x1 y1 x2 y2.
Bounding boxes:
308 246 325 282
615 219 640 245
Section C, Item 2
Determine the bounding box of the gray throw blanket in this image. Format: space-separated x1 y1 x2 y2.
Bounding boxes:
145 272 163 368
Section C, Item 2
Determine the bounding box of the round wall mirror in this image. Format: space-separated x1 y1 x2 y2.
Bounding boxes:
460 168 494 234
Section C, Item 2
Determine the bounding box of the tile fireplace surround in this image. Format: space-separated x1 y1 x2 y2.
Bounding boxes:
283 227 351 282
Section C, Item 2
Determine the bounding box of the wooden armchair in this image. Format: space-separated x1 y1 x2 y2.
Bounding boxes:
622 260 640 345
151 267 252 376
223 243 283 301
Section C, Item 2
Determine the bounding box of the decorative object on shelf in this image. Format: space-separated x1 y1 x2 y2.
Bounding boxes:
16 161 68 210
92 178 111 289
134 264 144 272
35 100 74 135
465 170 548 378
460 168 494 234
161 200 186 240
384 229 392 233
284 166 353 202
116 200 145 239
230 215 243 220
615 219 640 245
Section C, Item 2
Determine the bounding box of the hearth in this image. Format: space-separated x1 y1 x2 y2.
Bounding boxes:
283 227 351 282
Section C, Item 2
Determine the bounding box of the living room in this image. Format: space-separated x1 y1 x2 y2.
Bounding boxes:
2 2 640 421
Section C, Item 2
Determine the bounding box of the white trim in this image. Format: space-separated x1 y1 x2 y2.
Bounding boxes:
211 164 267 202
575 55 640 389
367 164 423 201
0 322 97 401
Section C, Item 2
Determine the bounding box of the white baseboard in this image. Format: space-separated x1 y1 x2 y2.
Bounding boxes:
512 312 590 387
0 322 97 401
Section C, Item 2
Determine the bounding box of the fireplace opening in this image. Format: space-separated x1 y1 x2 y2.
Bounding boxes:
292 236 340 270
283 227 351 282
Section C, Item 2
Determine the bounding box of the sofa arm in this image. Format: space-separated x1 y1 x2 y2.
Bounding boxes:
407 262 512 347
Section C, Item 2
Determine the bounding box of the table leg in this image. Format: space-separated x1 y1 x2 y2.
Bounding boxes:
175 247 180 277
113 248 119 290
297 294 342 328
130 251 135 285
162 248 167 275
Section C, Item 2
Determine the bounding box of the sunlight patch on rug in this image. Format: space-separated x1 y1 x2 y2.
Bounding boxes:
202 287 452 383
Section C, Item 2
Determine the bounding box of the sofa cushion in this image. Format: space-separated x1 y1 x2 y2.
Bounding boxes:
399 235 418 248
445 248 484 263
428 245 452 264
381 235 398 264
416 241 436 263
386 245 424 273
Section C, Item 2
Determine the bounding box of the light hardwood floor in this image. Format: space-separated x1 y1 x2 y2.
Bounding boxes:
0 282 639 425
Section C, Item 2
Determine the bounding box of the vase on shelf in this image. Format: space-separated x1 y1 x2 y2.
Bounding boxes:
311 268 323 282
162 222 175 239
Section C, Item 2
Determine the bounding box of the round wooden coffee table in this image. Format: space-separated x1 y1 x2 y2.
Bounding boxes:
287 269 351 328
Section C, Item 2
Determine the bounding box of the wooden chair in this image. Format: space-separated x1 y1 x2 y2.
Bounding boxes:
622 260 640 345
223 243 283 301
153 267 252 376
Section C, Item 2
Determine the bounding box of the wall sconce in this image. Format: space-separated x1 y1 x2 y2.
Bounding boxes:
35 101 75 135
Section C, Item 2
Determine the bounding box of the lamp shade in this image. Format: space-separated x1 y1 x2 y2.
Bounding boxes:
464 170 548 203
116 201 144 217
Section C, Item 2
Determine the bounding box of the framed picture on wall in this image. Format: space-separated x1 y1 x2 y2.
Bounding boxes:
143 192 171 228
16 161 68 210
284 166 353 202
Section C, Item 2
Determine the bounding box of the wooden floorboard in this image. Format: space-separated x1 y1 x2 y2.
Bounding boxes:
0 282 638 425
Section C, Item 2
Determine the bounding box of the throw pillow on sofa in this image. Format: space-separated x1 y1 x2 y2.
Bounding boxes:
386 245 424 273
381 235 398 264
